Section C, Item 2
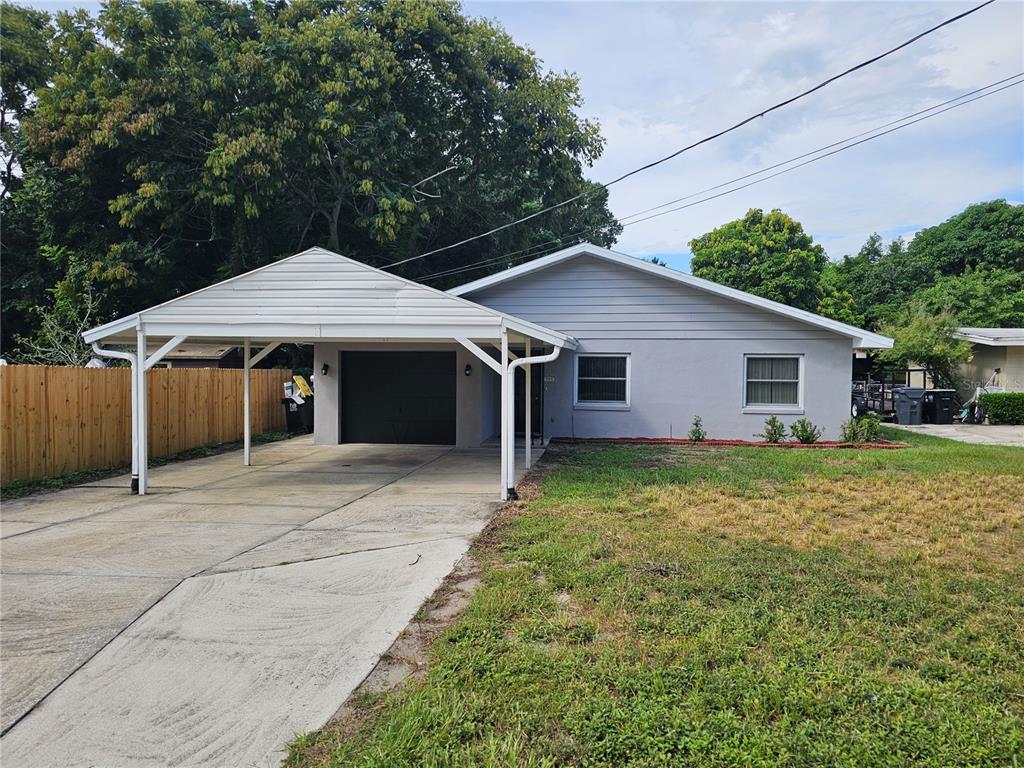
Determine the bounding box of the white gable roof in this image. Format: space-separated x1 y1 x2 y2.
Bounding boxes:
955 327 1024 346
84 247 575 348
450 243 892 349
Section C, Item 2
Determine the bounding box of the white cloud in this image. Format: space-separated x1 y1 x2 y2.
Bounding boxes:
466 0 1024 261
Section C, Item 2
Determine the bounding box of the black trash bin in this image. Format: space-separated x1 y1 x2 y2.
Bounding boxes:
893 387 925 425
923 389 956 424
297 397 314 433
281 397 305 434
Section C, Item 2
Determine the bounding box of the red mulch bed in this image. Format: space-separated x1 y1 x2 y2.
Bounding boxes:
550 437 908 449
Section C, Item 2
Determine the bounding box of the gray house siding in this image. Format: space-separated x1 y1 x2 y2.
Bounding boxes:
466 255 853 440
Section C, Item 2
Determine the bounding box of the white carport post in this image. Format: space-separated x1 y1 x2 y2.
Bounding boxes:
500 328 510 500
136 325 149 495
243 338 252 466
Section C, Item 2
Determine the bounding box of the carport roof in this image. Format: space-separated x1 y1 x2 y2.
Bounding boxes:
83 247 576 349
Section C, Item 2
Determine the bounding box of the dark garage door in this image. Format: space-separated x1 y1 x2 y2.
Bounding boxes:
341 351 456 445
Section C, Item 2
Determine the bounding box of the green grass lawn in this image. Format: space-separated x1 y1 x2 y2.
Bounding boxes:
290 429 1023 767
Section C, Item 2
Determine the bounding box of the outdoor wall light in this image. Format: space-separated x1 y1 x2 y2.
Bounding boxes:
320 363 330 376
464 363 473 377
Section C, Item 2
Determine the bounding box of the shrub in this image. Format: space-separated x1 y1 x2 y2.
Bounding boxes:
789 418 823 444
757 416 787 443
840 413 883 443
978 392 1024 424
688 416 707 442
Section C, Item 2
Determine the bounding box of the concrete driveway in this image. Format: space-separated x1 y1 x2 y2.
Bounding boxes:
1 437 520 767
890 423 1024 446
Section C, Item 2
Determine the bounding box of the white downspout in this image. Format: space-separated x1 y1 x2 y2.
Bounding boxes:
91 341 139 493
506 343 563 500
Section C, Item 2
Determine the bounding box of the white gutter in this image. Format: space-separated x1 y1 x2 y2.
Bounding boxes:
505 344 564 499
91 342 139 493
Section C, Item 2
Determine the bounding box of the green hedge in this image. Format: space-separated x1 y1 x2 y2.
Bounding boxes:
978 392 1024 425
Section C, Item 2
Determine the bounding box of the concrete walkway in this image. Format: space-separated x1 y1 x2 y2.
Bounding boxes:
1 438 527 767
890 423 1024 447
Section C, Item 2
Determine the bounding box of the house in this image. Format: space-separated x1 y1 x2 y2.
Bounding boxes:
954 327 1024 397
442 244 891 442
83 244 891 500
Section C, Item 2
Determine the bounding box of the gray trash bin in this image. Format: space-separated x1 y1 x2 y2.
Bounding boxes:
893 387 925 425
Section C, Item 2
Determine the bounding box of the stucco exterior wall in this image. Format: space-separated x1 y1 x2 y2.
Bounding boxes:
1007 347 1024 391
465 254 854 441
957 345 1009 398
535 338 851 441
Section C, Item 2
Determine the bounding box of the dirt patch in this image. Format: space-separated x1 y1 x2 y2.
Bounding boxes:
640 471 1024 571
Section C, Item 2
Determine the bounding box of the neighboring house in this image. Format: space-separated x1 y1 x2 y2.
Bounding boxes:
954 327 1024 397
84 244 891 498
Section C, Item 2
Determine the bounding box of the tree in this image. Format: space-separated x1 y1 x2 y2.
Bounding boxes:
827 201 1024 332
826 234 921 328
876 309 972 388
816 265 864 327
4 0 619 356
689 208 827 312
905 199 1024 277
13 251 99 366
0 2 52 198
910 267 1024 328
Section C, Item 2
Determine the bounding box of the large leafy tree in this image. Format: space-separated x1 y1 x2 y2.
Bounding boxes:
910 267 1024 328
2 0 619 356
828 200 1024 330
906 199 1024 277
0 2 51 198
689 208 828 312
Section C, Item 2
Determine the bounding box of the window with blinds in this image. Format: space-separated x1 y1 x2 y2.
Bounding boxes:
576 355 629 406
744 356 801 407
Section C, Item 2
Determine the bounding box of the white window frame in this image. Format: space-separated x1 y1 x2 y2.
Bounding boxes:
574 353 631 410
742 354 804 414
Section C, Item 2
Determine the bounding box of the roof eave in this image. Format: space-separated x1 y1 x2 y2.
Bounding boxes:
83 314 140 344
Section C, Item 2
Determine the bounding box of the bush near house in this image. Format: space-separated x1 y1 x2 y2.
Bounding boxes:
789 417 823 444
840 413 884 443
979 392 1024 424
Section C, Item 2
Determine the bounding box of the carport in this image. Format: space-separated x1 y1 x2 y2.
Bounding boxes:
83 247 575 500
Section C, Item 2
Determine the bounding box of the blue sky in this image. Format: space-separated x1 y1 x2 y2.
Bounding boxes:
24 1 1024 272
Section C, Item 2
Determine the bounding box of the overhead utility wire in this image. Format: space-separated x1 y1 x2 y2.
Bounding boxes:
416 75 1022 284
418 73 1022 282
384 0 996 270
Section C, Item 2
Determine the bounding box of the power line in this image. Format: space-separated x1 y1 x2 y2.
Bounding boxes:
417 74 1022 284
384 0 996 270
424 72 1022 281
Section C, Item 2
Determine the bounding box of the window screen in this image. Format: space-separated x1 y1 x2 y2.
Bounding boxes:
745 356 800 406
577 355 628 403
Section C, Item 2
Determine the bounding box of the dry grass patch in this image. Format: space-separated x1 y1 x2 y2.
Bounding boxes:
641 471 1024 571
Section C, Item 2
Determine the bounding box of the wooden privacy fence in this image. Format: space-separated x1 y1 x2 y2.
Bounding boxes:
0 365 293 483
